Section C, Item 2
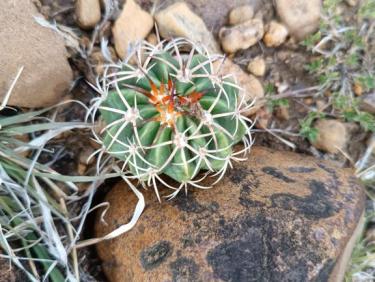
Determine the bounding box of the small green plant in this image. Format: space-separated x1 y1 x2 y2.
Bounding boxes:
90 38 253 198
299 112 325 142
265 83 289 111
359 0 375 19
332 93 375 131
302 0 375 134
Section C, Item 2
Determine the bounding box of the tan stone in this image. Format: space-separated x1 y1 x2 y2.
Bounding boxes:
247 56 266 77
75 0 101 29
146 33 158 45
275 105 290 120
256 107 272 128
155 2 220 53
345 0 359 6
312 119 348 153
275 0 321 40
112 0 154 60
353 82 363 96
228 5 254 25
246 74 264 106
95 146 365 282
214 60 264 115
0 0 73 108
219 18 264 53
263 21 289 47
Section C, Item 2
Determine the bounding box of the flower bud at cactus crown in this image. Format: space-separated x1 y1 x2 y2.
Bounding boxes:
90 38 255 199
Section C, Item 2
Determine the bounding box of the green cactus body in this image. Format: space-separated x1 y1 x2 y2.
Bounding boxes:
95 39 252 193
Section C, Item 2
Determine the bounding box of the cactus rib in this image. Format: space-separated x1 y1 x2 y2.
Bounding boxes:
90 38 255 199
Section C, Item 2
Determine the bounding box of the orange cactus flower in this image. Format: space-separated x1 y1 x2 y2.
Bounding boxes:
146 79 203 127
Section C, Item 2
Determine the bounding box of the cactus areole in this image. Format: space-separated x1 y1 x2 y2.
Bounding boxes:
93 38 253 197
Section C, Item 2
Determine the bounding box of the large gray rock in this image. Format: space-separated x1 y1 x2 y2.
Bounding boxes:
0 0 73 108
95 146 365 282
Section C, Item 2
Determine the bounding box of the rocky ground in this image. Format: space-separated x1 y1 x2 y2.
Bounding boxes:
0 0 374 281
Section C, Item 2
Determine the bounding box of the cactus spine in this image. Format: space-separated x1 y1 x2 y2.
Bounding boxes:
90 38 254 198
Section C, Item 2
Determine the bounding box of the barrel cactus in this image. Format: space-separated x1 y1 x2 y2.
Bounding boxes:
91 38 254 198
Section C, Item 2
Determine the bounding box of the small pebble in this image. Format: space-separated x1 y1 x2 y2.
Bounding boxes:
312 119 348 154
247 56 266 77
112 0 154 59
275 105 290 120
353 82 363 96
263 21 289 47
276 82 289 94
228 5 254 25
76 0 101 30
304 98 314 105
219 18 264 53
345 0 359 6
146 33 158 45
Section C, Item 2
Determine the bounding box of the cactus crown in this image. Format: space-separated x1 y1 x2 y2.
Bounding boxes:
90 38 254 199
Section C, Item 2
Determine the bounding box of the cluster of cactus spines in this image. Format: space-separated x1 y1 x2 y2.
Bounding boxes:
89 38 254 199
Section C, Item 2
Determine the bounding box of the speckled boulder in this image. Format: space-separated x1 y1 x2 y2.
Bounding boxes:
95 147 365 282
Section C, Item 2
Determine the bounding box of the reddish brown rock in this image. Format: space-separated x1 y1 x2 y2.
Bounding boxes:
95 147 365 282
